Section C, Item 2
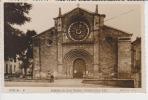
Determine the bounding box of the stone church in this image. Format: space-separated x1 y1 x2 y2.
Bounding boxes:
32 5 132 80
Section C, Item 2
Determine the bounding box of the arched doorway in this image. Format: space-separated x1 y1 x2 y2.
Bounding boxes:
73 58 86 78
63 49 93 78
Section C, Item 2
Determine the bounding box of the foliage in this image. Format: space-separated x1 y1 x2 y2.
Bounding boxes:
19 30 36 76
4 3 36 76
4 3 32 59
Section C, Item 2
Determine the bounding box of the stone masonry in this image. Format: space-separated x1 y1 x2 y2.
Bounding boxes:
32 6 132 80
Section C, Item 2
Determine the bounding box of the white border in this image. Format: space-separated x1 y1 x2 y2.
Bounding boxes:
0 0 146 94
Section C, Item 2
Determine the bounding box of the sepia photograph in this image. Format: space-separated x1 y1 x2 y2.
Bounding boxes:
3 2 144 91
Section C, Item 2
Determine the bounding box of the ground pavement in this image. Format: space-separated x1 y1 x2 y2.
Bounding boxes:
5 79 118 87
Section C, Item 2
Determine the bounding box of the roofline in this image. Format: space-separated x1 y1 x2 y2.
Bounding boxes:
54 7 105 19
32 27 55 38
104 25 133 36
132 37 141 44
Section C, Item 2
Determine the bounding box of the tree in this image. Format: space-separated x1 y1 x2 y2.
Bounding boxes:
19 30 37 77
4 3 32 59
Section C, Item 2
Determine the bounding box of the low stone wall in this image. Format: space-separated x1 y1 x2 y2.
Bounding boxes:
82 79 134 88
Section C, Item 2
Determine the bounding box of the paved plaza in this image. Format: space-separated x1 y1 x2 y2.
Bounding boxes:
5 79 117 88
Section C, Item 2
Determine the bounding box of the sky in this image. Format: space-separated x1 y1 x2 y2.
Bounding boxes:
14 3 144 41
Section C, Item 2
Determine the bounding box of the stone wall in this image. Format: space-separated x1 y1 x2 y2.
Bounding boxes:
98 29 118 79
99 26 132 79
32 7 132 80
33 29 58 79
118 38 132 79
131 38 141 88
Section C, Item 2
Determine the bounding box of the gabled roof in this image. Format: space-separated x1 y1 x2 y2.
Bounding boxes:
103 25 132 37
32 27 55 38
33 7 132 39
63 7 94 16
55 7 102 19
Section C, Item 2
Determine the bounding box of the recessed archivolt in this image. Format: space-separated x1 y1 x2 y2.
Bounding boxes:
63 49 92 63
63 49 93 76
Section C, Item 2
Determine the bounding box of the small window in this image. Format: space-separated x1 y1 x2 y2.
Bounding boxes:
46 39 53 47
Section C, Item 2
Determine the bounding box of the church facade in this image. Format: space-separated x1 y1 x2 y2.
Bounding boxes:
32 6 132 80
